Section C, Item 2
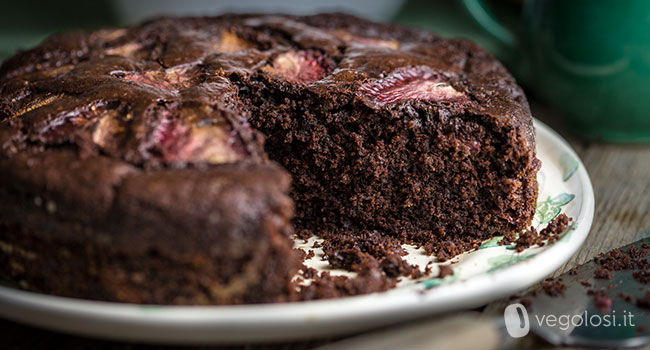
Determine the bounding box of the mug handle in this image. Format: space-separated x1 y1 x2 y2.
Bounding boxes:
461 0 517 49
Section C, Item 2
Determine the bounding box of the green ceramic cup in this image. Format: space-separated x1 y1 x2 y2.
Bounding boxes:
462 0 650 142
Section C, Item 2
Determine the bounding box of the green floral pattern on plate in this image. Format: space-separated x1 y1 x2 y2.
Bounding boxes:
421 272 459 288
487 253 536 273
559 152 579 182
535 193 575 225
479 236 505 249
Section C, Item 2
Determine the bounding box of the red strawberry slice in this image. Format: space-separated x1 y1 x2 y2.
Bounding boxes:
121 64 200 91
123 71 176 90
149 111 248 164
359 66 471 106
149 111 190 161
39 103 102 142
262 50 332 84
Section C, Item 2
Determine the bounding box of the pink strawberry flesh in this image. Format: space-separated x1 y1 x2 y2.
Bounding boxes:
359 67 471 106
150 112 247 164
122 64 199 91
263 50 331 83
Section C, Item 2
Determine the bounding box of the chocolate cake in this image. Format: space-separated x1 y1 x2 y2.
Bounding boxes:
0 13 539 304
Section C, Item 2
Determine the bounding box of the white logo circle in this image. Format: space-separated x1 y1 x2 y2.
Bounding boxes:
504 303 530 338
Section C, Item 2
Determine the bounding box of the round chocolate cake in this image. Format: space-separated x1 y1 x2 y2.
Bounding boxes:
0 13 539 304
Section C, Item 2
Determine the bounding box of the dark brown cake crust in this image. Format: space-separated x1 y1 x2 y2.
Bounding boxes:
0 13 539 304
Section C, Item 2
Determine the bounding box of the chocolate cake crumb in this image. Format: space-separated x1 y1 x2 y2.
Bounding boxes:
595 245 649 271
633 269 650 284
637 291 650 309
295 229 313 241
433 241 461 262
501 214 570 252
300 266 318 279
539 214 570 244
319 230 422 278
424 263 433 276
513 227 539 253
298 263 396 301
594 265 613 280
580 281 592 287
501 231 517 246
542 280 567 296
618 292 635 303
438 265 454 279
296 249 308 260
306 250 315 259
380 255 424 279
593 243 650 285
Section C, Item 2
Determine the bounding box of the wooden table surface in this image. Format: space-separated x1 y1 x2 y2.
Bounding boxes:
2 100 649 349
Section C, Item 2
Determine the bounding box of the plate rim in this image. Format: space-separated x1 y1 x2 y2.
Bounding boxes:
0 119 595 344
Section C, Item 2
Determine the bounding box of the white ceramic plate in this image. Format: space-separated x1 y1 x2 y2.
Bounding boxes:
0 119 594 344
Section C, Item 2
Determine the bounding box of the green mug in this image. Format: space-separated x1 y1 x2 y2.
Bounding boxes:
462 0 650 142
